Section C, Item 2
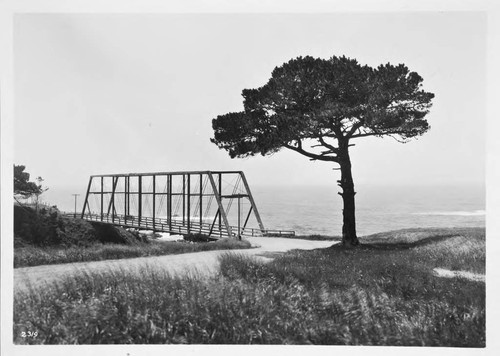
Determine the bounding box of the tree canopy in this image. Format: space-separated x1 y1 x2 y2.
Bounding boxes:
14 165 46 199
211 55 434 162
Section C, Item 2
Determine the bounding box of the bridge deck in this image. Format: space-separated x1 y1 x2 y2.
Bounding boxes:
78 213 294 239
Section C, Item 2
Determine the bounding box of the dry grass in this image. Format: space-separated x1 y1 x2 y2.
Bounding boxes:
14 238 252 268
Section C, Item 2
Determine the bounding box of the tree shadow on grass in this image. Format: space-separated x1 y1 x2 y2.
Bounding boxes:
329 234 460 252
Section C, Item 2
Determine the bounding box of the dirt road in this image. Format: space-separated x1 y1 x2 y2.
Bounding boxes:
14 237 337 292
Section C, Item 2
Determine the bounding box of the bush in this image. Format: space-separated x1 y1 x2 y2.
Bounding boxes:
14 205 67 246
14 205 148 248
183 233 217 243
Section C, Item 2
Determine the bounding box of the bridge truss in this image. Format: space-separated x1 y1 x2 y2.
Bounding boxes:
80 170 278 239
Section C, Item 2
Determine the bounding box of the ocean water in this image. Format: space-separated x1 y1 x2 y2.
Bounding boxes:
251 184 485 236
43 184 485 237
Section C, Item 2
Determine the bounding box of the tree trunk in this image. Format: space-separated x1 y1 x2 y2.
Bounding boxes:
337 142 360 247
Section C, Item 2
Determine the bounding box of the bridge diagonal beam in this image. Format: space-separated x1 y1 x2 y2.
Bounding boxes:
81 177 93 219
240 171 265 233
207 172 232 237
106 176 119 220
209 209 221 238
242 205 253 235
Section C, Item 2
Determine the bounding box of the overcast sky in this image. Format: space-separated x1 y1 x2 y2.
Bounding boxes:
14 12 486 205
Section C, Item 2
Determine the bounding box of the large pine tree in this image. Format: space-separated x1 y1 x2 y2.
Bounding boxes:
211 55 434 246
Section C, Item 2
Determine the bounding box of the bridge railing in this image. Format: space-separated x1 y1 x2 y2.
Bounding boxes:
78 213 265 238
73 213 295 238
261 229 296 237
80 213 219 236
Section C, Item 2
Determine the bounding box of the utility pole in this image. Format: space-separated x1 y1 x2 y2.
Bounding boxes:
72 194 80 218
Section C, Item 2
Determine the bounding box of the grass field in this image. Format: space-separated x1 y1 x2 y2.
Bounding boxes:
14 237 252 268
13 227 485 346
290 234 341 241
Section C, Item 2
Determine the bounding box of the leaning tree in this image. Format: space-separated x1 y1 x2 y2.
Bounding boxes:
14 165 43 199
14 164 48 211
211 55 434 246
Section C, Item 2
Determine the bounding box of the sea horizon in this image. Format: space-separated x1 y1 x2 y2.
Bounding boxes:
36 182 485 237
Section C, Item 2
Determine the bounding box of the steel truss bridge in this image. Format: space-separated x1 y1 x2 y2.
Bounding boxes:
80 170 294 239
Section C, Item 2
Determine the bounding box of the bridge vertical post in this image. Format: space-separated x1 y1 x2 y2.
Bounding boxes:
107 176 118 222
124 176 129 223
100 176 104 221
152 174 156 234
138 175 142 227
182 174 186 225
237 196 241 240
218 172 222 234
240 172 266 233
208 172 232 238
167 174 172 230
124 176 127 224
111 177 117 223
199 173 203 230
187 173 191 234
81 177 92 219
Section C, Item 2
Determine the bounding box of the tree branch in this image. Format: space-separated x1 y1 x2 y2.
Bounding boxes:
285 141 338 162
346 121 364 138
350 127 417 139
318 136 339 153
350 132 381 138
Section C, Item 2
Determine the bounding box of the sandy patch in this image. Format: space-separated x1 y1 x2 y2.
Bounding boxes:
433 268 485 282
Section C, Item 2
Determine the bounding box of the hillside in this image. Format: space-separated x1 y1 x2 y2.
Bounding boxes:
14 204 145 248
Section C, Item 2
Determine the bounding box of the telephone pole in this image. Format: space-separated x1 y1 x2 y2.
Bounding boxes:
72 194 80 218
